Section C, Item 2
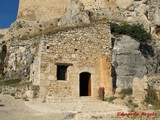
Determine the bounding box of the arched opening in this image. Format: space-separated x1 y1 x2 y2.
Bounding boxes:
79 72 91 96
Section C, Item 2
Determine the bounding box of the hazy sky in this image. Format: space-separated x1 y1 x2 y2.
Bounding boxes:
0 0 19 28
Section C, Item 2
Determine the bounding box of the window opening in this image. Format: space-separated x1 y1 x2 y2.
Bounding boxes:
57 65 68 80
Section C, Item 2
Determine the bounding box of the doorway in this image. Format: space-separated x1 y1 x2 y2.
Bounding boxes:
79 72 91 96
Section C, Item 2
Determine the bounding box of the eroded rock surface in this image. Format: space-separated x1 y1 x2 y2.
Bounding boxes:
58 0 90 26
112 35 157 88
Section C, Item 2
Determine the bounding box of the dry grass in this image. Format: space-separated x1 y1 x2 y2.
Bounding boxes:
0 78 21 87
0 78 30 87
19 24 91 40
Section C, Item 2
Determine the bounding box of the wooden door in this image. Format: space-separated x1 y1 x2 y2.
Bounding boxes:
88 76 91 96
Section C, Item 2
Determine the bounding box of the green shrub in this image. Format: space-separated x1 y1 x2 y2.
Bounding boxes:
120 88 132 99
0 78 21 87
104 96 117 103
128 99 133 104
110 23 151 42
0 74 2 78
127 97 139 111
133 103 139 108
144 84 160 109
139 43 155 58
121 88 132 95
11 93 15 97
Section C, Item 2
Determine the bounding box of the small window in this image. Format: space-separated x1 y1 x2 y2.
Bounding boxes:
57 65 68 80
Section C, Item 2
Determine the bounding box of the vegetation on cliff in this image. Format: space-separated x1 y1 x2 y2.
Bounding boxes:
110 23 152 42
144 84 160 109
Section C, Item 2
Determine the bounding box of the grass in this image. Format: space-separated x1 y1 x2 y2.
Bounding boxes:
120 88 132 99
0 78 21 86
0 78 30 87
144 84 160 109
127 97 139 112
104 96 117 103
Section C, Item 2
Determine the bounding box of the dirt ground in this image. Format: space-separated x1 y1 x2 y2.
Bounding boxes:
0 94 75 120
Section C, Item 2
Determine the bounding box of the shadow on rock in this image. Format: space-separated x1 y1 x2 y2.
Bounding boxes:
0 104 5 107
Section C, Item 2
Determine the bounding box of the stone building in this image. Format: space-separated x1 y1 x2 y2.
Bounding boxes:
30 24 112 102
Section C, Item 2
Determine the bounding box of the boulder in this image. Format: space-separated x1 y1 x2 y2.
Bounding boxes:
132 77 145 101
25 90 34 99
112 35 148 88
15 91 24 99
114 87 122 97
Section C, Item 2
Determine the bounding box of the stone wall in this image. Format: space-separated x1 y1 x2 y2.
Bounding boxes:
18 0 67 21
30 24 112 99
0 29 8 35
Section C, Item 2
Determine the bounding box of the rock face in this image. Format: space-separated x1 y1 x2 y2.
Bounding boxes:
116 0 134 9
132 74 160 101
4 39 39 79
0 42 7 75
112 35 157 88
145 74 160 91
58 0 90 26
153 7 160 26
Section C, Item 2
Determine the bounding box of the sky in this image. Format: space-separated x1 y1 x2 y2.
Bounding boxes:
0 0 19 28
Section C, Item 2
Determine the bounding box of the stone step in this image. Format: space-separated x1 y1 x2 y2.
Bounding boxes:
46 96 100 103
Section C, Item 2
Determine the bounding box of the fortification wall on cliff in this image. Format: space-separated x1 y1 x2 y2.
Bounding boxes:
17 0 118 21
17 0 67 21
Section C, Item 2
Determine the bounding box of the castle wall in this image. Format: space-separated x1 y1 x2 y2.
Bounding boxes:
17 0 67 21
79 0 115 9
17 0 118 22
35 24 112 100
